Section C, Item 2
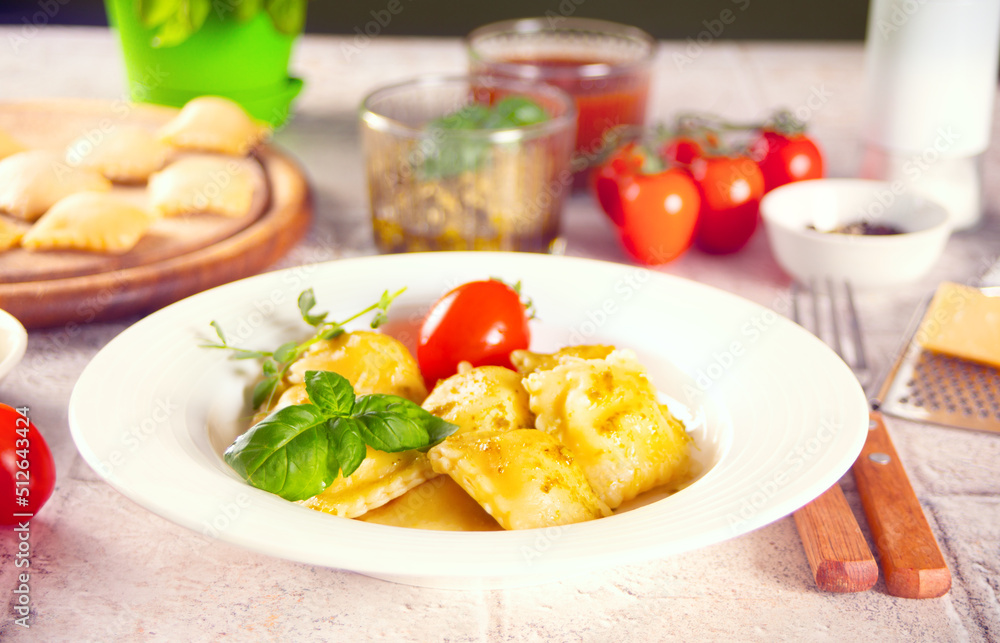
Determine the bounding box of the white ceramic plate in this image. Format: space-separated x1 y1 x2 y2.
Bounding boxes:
69 253 869 589
0 308 27 383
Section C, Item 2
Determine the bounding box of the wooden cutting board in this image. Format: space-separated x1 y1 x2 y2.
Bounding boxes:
0 100 312 328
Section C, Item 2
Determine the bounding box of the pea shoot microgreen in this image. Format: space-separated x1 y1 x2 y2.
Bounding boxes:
202 287 405 410
204 287 459 501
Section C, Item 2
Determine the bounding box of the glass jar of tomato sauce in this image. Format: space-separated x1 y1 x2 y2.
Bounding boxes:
468 17 655 185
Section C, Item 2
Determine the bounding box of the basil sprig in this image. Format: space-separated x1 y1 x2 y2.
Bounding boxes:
225 370 458 501
421 95 551 180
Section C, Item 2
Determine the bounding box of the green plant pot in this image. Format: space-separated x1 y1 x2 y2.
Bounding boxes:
104 0 303 126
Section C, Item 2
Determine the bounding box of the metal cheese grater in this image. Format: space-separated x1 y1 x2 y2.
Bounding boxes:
876 285 1000 434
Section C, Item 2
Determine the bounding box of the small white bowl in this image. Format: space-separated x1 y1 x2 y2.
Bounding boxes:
761 179 951 288
0 308 27 383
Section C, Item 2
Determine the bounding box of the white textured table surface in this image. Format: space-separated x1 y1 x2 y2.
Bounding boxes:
2 27 1000 642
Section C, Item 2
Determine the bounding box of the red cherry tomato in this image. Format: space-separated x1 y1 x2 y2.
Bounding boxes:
591 143 644 226
417 280 531 386
1 403 56 525
752 130 824 193
690 154 765 254
616 169 701 265
659 136 705 166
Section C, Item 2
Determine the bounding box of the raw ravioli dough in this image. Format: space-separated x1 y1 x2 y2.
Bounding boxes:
0 216 27 252
0 129 26 160
66 124 171 183
158 96 265 156
523 349 691 509
0 150 111 221
148 155 256 218
20 191 152 254
428 428 611 530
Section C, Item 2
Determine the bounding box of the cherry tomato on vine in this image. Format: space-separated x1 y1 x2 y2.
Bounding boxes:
752 130 824 192
1 403 56 525
659 136 706 166
616 168 701 265
591 142 645 226
690 154 765 254
417 280 531 386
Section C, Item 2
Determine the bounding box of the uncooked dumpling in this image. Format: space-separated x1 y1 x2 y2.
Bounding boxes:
0 129 25 160
0 150 111 221
158 96 266 156
286 331 428 404
427 428 611 530
523 349 691 509
65 124 170 183
147 155 257 218
0 216 26 252
20 191 152 254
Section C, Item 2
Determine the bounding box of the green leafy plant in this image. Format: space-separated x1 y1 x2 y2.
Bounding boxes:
137 0 308 47
204 287 458 501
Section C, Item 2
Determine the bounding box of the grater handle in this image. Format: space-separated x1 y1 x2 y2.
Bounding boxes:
793 483 878 592
852 411 952 598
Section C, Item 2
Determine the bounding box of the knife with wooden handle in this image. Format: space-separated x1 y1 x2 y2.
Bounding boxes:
852 410 951 599
793 483 878 592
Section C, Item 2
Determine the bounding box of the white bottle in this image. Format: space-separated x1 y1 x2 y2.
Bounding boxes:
860 0 1000 229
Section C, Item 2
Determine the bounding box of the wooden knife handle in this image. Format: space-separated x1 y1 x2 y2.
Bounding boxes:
793 484 878 592
852 411 951 599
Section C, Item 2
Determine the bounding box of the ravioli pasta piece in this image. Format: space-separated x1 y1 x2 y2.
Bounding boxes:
421 365 534 436
20 191 152 254
148 155 256 218
0 216 27 252
0 129 26 160
286 330 428 404
0 150 111 221
66 125 170 183
523 350 692 509
510 345 615 375
158 96 266 156
358 475 502 531
297 448 438 519
428 428 611 530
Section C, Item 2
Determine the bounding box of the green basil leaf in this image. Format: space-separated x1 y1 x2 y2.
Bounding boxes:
482 96 549 128
297 288 327 326
352 394 457 452
424 413 459 446
251 375 279 409
151 0 211 47
304 370 355 417
328 417 367 478
137 0 183 27
224 404 339 501
265 0 307 35
273 341 299 365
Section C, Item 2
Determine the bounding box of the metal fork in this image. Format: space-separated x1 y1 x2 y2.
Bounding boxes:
791 279 951 599
790 279 878 593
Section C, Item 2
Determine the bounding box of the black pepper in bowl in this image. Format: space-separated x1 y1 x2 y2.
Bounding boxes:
807 221 905 236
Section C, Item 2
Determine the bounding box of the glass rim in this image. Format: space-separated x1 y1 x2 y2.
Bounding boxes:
359 74 578 142
467 17 656 80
